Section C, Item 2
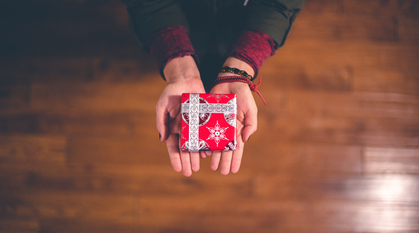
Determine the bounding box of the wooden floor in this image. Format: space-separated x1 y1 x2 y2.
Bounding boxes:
1 0 419 232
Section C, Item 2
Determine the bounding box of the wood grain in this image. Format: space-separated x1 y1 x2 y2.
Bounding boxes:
0 0 418 232
363 147 419 174
0 134 67 163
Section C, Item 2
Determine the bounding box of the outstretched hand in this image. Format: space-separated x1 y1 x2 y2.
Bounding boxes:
202 57 258 175
206 81 258 175
156 56 205 177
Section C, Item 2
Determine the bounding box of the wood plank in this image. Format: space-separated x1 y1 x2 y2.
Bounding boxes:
37 111 154 137
0 57 158 84
302 0 343 14
68 135 167 165
0 113 40 134
0 163 252 197
292 12 398 42
342 0 419 18
268 116 419 146
262 59 418 95
30 81 162 114
259 89 419 122
253 173 419 204
0 190 140 225
37 219 155 233
88 163 252 197
399 18 419 45
139 196 419 233
363 147 419 174
0 83 31 114
353 68 419 95
256 90 419 146
68 132 362 174
1 111 156 137
0 134 67 163
242 143 362 175
91 58 157 83
0 58 95 84
269 40 419 72
0 219 39 233
258 63 353 91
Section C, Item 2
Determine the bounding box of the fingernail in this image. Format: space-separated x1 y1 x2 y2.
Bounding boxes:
159 133 161 140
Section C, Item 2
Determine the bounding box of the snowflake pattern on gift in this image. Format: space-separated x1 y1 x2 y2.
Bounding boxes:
206 121 229 146
206 94 229 103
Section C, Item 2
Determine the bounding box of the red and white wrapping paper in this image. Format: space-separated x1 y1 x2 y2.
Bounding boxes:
180 93 237 151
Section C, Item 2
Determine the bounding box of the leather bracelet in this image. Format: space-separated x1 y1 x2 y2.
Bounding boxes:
214 76 266 105
220 66 254 82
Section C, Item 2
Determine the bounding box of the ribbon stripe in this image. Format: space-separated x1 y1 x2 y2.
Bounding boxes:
181 103 236 113
188 93 200 151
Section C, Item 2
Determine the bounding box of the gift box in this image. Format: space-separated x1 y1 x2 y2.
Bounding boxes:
181 93 237 151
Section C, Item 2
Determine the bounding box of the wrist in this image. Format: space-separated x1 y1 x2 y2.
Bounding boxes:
214 76 266 105
164 56 200 83
213 79 249 90
218 57 255 78
166 75 202 85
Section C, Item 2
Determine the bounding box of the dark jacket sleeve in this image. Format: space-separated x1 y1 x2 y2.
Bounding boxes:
244 0 305 49
122 0 190 46
122 0 305 50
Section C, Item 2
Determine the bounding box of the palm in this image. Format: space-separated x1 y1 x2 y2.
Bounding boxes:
156 77 205 177
158 80 205 135
209 82 257 175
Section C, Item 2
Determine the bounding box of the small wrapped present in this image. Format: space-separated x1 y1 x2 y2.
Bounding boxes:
180 93 237 151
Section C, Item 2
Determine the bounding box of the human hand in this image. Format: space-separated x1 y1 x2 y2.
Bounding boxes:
156 56 205 177
205 57 258 175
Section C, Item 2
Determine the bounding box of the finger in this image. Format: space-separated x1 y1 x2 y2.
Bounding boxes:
165 134 182 172
156 106 169 142
231 137 244 173
242 108 258 142
200 151 207 159
190 151 200 172
205 150 213 156
211 151 222 171
220 150 233 175
180 148 192 177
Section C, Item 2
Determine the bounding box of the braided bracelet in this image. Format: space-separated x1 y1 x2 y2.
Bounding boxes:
214 76 266 105
220 66 255 82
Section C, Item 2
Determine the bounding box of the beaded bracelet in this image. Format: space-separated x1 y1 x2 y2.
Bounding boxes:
214 76 266 105
220 66 255 82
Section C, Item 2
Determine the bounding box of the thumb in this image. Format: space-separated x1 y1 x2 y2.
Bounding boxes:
156 106 169 142
242 109 257 142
